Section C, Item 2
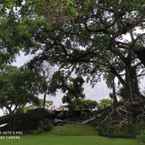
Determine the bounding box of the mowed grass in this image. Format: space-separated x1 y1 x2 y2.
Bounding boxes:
0 124 139 145
49 124 98 136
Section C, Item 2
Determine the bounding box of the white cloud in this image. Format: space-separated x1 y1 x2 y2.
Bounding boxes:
12 53 110 107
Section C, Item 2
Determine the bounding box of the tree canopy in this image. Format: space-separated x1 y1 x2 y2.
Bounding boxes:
0 65 47 114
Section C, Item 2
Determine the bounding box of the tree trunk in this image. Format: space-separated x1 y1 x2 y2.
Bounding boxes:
125 64 140 102
126 64 134 102
112 79 118 105
134 49 145 67
43 93 47 109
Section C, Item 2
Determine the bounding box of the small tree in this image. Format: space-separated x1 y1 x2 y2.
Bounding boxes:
98 98 112 110
78 99 98 111
0 66 43 114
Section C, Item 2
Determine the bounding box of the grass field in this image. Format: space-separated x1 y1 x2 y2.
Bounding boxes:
0 124 140 145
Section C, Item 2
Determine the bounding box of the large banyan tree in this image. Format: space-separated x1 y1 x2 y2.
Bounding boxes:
1 0 145 136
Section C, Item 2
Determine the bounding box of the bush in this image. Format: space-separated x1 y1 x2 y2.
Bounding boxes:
0 108 54 134
137 130 145 143
97 122 137 138
38 119 53 131
32 119 53 134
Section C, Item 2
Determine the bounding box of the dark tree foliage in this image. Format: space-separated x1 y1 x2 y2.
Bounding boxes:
48 71 85 111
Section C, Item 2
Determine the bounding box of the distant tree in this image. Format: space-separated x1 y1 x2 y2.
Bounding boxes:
78 99 98 111
23 100 53 112
48 71 85 112
98 99 112 110
62 76 85 112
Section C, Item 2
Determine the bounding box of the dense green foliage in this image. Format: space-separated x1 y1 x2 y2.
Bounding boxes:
0 66 46 114
0 108 53 133
98 99 112 110
137 130 145 143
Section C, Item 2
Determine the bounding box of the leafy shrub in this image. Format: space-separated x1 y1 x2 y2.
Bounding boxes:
137 130 145 143
38 119 53 131
0 108 53 134
32 119 53 134
97 123 137 138
97 99 112 110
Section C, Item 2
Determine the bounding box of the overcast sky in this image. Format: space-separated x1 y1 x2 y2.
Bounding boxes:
12 52 111 108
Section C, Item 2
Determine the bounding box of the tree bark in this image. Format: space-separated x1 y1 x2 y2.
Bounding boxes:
43 93 47 109
112 79 118 105
134 49 145 67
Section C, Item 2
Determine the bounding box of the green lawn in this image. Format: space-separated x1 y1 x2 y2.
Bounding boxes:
0 135 139 145
0 124 140 145
49 124 98 136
